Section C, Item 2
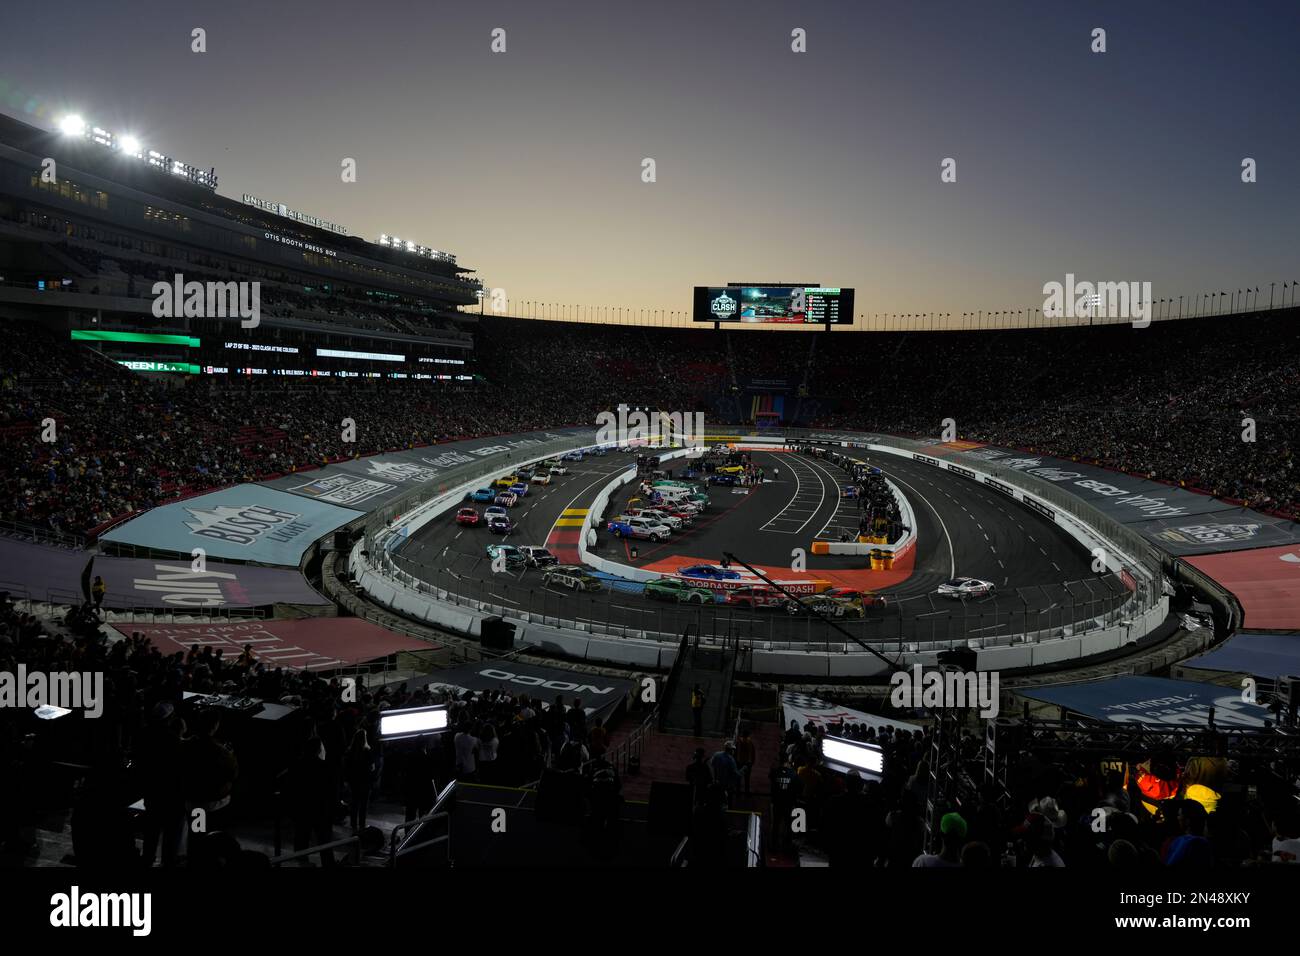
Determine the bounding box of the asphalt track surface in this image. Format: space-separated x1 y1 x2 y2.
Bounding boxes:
394 448 1130 648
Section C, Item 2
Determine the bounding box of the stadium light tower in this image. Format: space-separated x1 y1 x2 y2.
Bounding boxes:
59 114 86 136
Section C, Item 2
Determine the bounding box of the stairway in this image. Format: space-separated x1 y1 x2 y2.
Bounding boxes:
660 641 735 735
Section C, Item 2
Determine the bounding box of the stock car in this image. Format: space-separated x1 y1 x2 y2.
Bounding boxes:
455 507 481 527
563 450 583 462
509 482 530 498
549 464 569 476
644 578 715 604
518 546 559 568
606 516 671 541
589 446 607 457
723 585 786 609
708 473 741 486
516 467 534 480
485 543 527 569
937 577 997 600
493 474 520 489
716 465 745 476
487 515 515 535
466 488 496 503
532 472 552 485
544 565 603 592
821 586 887 608
485 505 508 521
494 491 519 508
678 564 743 581
785 593 868 618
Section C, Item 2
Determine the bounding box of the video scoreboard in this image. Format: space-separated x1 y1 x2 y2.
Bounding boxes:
692 285 855 324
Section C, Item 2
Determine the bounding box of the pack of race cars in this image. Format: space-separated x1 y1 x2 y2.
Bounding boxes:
456 450 997 613
460 457 576 534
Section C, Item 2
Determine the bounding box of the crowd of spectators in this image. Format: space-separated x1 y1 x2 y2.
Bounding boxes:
805 315 1300 519
4 308 1296 538
770 717 1300 868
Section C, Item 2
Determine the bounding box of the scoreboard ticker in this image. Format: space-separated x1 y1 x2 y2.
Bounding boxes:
693 286 855 324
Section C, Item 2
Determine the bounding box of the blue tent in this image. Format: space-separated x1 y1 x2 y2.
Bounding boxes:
1183 632 1300 681
1019 675 1272 728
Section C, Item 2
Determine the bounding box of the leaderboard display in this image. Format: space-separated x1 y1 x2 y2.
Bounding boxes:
693 286 855 324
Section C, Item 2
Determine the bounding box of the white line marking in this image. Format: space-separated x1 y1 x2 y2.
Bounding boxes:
886 472 956 579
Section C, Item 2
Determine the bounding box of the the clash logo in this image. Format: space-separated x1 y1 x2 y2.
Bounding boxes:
1155 523 1261 546
183 504 306 546
710 290 737 318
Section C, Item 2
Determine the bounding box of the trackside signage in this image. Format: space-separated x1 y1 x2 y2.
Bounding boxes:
947 464 976 479
959 447 1300 555
0 538 329 608
404 662 636 722
984 477 1016 497
1023 498 1056 521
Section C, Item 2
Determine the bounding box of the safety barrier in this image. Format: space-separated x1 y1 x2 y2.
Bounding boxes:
348 431 1172 676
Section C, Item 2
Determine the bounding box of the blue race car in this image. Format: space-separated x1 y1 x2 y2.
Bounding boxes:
466 487 496 503
509 482 530 498
563 450 583 461
677 564 743 581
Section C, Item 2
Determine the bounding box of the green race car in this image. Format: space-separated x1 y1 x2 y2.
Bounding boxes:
643 577 715 604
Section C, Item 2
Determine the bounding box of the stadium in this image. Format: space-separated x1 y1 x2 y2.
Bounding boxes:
0 3 1298 928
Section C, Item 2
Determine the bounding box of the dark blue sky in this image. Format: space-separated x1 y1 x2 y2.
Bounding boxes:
2 0 1296 323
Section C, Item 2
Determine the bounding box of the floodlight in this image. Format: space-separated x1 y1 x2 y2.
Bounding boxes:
378 704 449 740
59 114 86 136
821 735 885 778
119 135 141 156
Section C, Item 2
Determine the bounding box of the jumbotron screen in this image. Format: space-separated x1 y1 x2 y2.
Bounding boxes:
693 286 855 324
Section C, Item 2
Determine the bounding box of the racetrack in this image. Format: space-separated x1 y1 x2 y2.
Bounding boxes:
391 446 1131 649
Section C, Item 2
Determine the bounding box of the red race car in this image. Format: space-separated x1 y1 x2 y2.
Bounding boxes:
455 507 481 527
723 585 786 609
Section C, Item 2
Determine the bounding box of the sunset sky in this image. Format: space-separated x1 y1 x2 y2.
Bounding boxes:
2 0 1297 324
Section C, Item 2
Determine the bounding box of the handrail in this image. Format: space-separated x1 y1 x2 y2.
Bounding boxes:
388 779 457 866
658 628 692 731
269 834 362 866
670 835 690 867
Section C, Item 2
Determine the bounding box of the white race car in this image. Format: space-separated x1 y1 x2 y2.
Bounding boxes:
937 577 997 600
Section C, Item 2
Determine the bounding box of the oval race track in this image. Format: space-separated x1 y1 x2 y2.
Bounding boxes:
390 446 1127 650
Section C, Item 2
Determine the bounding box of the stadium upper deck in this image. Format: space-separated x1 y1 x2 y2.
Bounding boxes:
0 111 480 349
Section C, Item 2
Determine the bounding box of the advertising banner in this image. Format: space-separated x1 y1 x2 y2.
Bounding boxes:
403 661 636 724
0 538 328 608
101 484 362 565
130 619 433 671
261 429 594 513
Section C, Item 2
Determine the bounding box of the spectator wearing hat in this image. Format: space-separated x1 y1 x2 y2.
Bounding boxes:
913 812 966 867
